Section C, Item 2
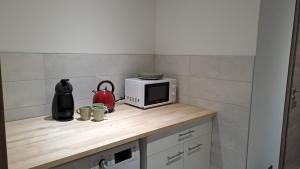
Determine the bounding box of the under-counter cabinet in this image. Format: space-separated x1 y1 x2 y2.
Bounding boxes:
143 118 212 169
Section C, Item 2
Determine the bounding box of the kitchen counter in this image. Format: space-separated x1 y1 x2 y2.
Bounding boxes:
5 103 216 169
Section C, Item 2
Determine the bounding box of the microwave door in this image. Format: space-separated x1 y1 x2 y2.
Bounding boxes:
145 82 169 106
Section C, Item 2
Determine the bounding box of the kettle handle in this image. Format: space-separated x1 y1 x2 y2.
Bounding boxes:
97 80 115 93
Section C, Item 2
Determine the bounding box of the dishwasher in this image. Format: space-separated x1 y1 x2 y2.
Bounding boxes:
53 141 140 169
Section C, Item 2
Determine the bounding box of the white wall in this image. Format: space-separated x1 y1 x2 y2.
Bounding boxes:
0 0 260 55
155 0 260 56
247 0 296 168
0 0 155 54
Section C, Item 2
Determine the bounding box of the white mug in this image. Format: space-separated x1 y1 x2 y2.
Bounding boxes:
92 106 108 121
76 106 92 121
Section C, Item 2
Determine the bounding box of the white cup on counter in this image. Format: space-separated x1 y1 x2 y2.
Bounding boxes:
76 106 92 121
92 104 108 122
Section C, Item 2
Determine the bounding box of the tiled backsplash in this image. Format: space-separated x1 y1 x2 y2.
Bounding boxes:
155 55 254 169
1 53 154 121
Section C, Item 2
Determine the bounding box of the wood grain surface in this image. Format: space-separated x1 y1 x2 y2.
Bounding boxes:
6 103 216 169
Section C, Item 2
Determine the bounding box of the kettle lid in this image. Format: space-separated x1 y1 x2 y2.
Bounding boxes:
55 79 73 94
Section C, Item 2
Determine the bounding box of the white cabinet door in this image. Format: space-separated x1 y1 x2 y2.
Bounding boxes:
147 144 184 169
147 119 212 156
183 134 211 169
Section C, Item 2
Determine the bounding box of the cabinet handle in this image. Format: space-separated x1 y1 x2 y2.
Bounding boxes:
188 144 203 151
178 130 195 137
167 151 184 161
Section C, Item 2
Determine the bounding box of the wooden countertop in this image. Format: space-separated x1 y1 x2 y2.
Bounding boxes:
5 103 216 169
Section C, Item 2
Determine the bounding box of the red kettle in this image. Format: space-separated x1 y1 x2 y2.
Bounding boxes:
93 80 116 112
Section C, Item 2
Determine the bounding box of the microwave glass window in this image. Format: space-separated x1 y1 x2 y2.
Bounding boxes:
145 82 169 106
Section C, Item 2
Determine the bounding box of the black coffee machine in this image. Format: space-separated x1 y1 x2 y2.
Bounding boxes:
52 79 74 121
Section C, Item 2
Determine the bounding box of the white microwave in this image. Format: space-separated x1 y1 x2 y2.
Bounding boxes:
125 78 176 109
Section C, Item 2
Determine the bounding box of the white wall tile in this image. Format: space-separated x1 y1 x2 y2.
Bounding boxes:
177 95 189 104
212 119 248 156
111 54 154 75
68 77 99 101
3 80 46 109
190 98 249 164
189 77 252 107
189 98 250 130
1 53 45 81
210 166 220 169
45 78 60 105
211 144 247 169
190 55 254 82
44 54 113 78
155 55 189 75
74 99 93 110
4 105 49 122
